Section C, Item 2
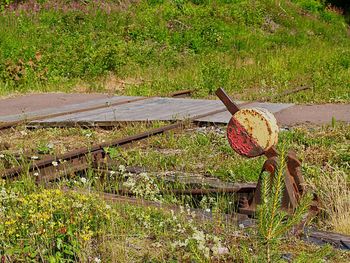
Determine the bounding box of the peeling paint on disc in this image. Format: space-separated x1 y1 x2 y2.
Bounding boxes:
227 107 279 158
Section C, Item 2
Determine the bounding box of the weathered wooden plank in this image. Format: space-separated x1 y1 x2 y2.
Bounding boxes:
35 97 224 123
195 102 294 124
0 94 297 125
0 96 140 122
0 93 109 117
33 97 294 124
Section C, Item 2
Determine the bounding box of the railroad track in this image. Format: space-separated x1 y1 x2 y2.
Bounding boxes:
2 86 348 251
1 107 229 180
67 188 350 251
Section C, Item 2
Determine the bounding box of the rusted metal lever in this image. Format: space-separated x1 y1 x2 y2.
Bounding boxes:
239 150 306 215
215 87 313 215
215 88 240 115
215 88 279 157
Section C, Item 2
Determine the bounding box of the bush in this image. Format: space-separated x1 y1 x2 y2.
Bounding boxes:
0 183 115 261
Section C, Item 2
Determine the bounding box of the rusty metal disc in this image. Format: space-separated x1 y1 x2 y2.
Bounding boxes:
227 108 278 158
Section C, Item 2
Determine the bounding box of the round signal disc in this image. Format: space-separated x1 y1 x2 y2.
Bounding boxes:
227 107 279 158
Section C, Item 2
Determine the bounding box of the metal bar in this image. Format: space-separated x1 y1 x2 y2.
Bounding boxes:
263 86 310 102
215 88 240 115
116 184 256 196
168 185 256 195
66 188 249 222
303 228 350 250
169 89 194 98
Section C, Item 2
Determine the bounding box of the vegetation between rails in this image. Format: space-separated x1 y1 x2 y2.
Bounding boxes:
0 122 349 261
0 0 349 102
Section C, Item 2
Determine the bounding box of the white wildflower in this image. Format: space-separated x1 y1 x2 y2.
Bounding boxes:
0 154 4 158
192 229 206 243
52 161 58 167
118 165 126 173
151 242 163 248
34 172 39 177
93 257 101 263
47 143 54 149
217 246 229 255
239 223 245 229
212 243 229 256
31 156 39 160
106 204 111 209
172 240 187 248
80 177 87 184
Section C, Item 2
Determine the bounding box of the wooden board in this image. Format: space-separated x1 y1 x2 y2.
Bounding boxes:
27 97 293 125
0 96 141 122
5 93 347 126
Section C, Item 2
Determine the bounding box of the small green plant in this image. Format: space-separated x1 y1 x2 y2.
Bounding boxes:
201 61 230 95
36 141 54 155
256 147 312 262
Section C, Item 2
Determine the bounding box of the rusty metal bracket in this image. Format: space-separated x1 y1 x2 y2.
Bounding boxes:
238 150 305 215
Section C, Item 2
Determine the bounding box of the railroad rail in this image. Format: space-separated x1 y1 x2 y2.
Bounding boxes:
69 188 350 251
1 107 228 180
2 86 348 251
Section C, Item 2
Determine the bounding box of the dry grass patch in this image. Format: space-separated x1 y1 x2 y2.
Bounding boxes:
308 165 350 235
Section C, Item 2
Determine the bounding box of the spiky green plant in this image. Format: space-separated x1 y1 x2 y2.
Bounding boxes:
257 147 312 262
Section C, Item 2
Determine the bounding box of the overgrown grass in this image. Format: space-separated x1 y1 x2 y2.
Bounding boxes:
1 122 350 261
1 175 350 262
0 0 349 102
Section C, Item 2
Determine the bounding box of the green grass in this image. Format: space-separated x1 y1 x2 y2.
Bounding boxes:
1 174 350 262
1 0 350 261
0 0 349 102
1 122 350 261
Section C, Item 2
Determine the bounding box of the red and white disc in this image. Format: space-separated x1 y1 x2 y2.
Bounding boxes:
227 108 279 158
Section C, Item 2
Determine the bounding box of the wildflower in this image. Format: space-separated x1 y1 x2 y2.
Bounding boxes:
47 142 54 148
217 246 229 255
52 161 58 166
106 204 111 209
34 172 39 177
205 208 211 213
118 165 126 173
212 242 229 256
94 257 101 263
80 177 87 184
151 242 163 248
239 223 245 229
31 155 39 160
0 154 4 158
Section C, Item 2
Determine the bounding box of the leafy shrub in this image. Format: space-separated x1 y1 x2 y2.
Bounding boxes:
0 0 349 101
292 0 324 13
201 60 230 94
0 184 115 261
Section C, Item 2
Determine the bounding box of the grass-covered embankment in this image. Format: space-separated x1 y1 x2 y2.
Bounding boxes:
0 0 349 102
